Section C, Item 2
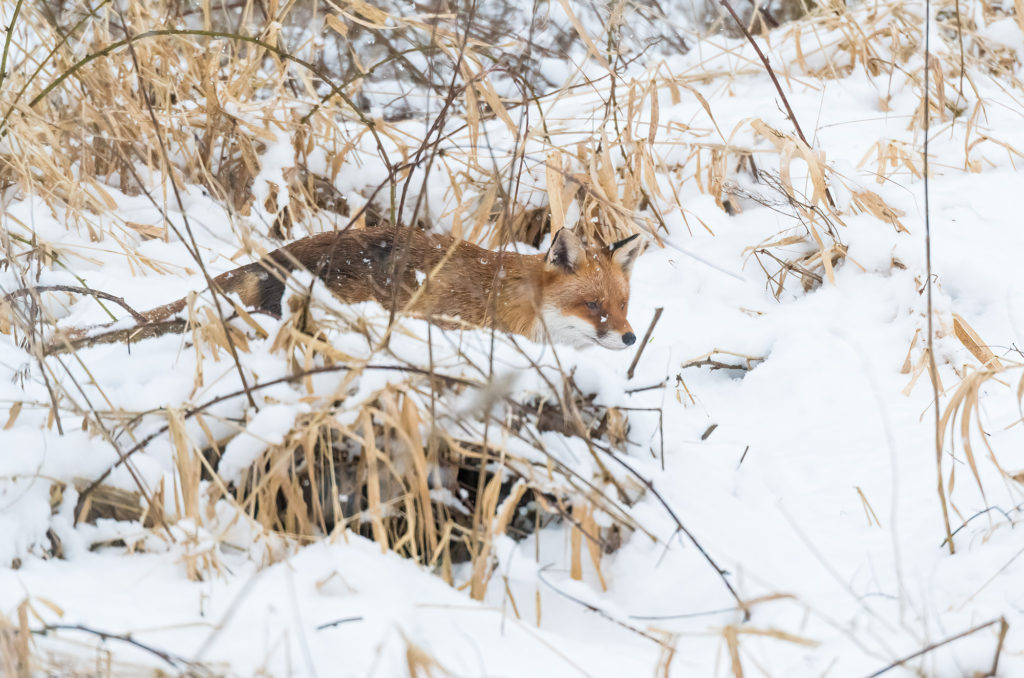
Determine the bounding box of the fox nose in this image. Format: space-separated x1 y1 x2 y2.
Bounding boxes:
622 332 636 346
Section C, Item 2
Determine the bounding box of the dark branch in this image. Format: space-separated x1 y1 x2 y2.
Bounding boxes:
865 617 1005 677
4 285 148 324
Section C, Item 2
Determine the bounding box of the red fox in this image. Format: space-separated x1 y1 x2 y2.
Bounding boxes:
102 226 644 350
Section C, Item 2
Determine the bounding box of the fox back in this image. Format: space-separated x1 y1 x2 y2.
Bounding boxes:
140 225 644 350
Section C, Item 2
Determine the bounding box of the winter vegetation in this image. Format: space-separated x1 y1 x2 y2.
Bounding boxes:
0 0 1023 674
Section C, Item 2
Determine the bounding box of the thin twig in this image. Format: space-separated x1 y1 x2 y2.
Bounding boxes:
0 0 25 98
590 440 749 619
717 0 807 148
737 445 750 469
921 0 955 554
537 564 669 646
989 617 1009 677
681 358 757 371
4 285 148 323
953 0 966 106
941 502 1020 547
626 307 663 380
37 623 207 673
864 617 1004 677
624 379 667 395
117 11 257 410
630 604 749 621
718 0 834 208
315 617 363 631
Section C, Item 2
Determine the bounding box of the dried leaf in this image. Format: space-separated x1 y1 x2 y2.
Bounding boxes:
557 0 610 69
952 313 1002 369
546 150 565 236
474 78 516 134
360 409 389 552
325 13 349 37
3 402 22 430
851 189 908 233
570 504 584 581
723 625 744 678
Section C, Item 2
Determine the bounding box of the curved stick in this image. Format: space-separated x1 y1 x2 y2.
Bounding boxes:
4 285 148 323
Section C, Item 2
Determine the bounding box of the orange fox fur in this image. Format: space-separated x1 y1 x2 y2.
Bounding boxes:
134 225 644 350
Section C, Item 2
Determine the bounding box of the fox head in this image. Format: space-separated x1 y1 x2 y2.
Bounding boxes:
539 228 645 350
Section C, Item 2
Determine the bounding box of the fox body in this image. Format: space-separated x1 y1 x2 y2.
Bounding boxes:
139 225 644 350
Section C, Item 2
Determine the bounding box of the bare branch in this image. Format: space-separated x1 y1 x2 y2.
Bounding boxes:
3 285 148 323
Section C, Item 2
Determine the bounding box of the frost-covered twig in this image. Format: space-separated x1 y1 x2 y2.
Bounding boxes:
45 318 190 355
4 284 148 324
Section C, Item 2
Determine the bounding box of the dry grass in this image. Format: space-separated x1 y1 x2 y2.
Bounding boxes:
0 0 1022 672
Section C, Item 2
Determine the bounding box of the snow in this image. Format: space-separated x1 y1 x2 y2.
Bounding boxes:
2 1 1024 675
219 403 310 484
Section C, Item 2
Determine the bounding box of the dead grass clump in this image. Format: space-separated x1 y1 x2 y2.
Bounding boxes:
0 602 30 678
164 355 638 586
932 357 1024 534
896 307 1024 545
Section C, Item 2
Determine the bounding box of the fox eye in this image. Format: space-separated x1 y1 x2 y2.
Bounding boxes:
585 301 599 312
620 302 626 310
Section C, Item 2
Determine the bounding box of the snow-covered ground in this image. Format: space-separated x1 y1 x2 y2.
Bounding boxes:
2 0 1024 675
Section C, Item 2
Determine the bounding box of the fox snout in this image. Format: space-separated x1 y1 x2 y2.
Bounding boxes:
539 305 636 350
595 323 637 350
594 311 636 350
599 329 636 350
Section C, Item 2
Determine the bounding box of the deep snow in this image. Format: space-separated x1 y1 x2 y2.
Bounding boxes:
2 1 1024 675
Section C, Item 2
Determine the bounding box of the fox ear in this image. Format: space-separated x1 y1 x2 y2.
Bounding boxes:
545 228 585 273
610 233 644 277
